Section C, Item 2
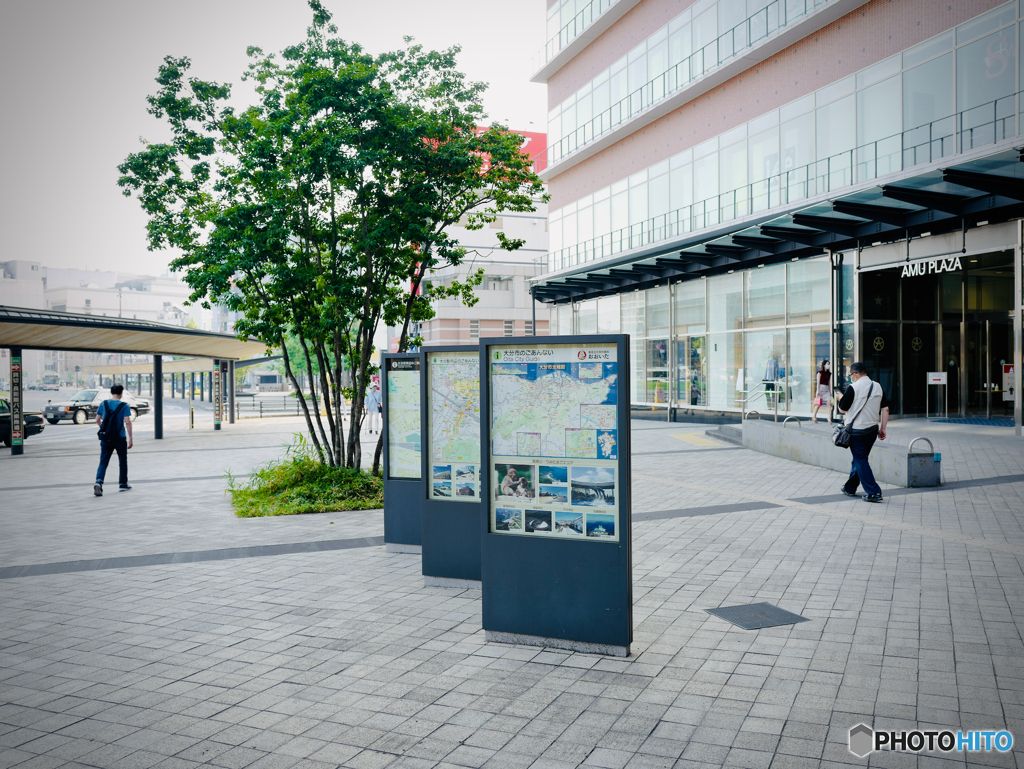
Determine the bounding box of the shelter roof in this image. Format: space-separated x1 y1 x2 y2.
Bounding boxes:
0 306 268 359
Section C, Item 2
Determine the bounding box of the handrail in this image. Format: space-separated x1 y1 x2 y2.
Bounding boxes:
544 90 1022 275
744 409 761 420
783 416 801 427
532 0 617 73
908 436 935 454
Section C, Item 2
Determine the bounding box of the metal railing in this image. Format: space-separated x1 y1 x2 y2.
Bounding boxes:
739 380 785 422
541 0 833 167
544 91 1021 274
532 0 618 73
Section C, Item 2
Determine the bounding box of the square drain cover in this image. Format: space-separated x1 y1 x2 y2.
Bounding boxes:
705 602 809 630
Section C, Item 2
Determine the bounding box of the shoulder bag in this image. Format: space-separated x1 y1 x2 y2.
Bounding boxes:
832 383 873 449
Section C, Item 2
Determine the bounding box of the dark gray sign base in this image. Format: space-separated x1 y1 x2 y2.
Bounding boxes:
484 630 627 657
383 478 423 550
481 534 631 654
421 501 483 584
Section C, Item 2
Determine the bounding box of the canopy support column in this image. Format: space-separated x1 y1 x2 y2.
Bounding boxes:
154 355 163 440
228 361 236 424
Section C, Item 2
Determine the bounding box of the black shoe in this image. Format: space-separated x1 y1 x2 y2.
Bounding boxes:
94 484 103 497
840 487 858 497
862 493 883 503
119 485 132 492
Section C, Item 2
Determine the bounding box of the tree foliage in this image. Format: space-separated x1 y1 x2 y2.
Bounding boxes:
118 1 546 471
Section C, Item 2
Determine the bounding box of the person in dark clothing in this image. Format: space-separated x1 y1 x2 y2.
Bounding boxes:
94 384 134 496
837 362 889 503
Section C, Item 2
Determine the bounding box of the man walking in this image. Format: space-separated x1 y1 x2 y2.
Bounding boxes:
837 361 889 503
94 384 133 496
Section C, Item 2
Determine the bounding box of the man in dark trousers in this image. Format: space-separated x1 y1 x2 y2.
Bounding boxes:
837 361 889 503
94 384 134 496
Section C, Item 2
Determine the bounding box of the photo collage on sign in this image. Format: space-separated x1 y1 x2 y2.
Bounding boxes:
428 351 480 500
488 344 620 542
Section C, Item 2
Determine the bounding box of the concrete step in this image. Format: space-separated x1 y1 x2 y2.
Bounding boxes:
705 424 743 446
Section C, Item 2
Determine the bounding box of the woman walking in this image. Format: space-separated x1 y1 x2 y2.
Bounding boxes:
812 360 832 424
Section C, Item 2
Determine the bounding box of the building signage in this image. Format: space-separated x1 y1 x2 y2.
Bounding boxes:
927 372 948 385
428 351 480 500
1004 364 1015 401
488 344 620 541
10 356 23 446
901 256 962 278
386 357 421 479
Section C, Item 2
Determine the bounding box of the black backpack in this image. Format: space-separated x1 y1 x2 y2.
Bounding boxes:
97 400 126 444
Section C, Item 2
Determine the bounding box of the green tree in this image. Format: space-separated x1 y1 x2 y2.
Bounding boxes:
118 1 545 472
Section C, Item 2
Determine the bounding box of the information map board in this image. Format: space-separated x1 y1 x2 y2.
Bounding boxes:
382 354 423 551
480 336 632 655
427 350 481 500
385 356 422 480
420 345 483 585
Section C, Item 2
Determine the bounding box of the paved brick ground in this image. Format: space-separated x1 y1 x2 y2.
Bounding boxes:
1 415 1022 769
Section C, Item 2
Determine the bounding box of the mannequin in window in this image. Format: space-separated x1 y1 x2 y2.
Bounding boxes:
763 345 780 408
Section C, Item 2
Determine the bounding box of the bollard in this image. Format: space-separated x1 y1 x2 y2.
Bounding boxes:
260 401 263 418
190 407 194 430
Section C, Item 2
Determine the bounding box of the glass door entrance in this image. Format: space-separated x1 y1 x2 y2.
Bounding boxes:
966 320 1014 417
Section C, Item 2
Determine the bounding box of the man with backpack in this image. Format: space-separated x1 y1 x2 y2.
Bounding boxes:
836 362 889 503
94 383 133 496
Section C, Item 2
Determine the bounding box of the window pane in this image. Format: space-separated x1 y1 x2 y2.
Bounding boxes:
744 329 786 411
646 339 669 403
957 27 1018 147
787 258 830 324
629 182 648 226
746 265 786 328
597 295 620 333
646 286 671 336
620 291 645 336
816 94 855 160
708 332 742 409
556 305 572 335
678 335 707 405
708 273 743 332
788 326 831 414
578 299 597 334
857 76 901 145
674 279 706 334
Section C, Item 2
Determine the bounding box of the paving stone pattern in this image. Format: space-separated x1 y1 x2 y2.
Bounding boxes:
1 416 1022 769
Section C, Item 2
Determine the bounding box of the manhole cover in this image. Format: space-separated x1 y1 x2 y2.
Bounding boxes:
704 602 809 630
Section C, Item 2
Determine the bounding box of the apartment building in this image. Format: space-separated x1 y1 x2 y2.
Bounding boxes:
532 0 1023 423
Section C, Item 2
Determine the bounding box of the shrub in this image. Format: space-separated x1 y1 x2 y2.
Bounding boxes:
228 436 383 517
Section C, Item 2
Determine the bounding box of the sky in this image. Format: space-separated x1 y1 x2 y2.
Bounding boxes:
0 0 548 277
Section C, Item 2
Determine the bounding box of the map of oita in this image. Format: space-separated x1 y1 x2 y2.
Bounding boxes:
430 359 481 463
491 364 617 458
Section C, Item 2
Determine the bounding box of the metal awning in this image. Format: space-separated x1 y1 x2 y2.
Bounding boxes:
0 306 268 359
532 147 1024 303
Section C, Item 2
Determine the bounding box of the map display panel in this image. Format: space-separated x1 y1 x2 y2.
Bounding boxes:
385 358 421 479
428 350 480 501
488 343 620 542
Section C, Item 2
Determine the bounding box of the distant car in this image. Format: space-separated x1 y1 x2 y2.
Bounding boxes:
43 389 150 425
0 398 45 448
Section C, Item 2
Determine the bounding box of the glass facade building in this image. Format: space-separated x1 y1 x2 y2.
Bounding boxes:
533 0 1024 426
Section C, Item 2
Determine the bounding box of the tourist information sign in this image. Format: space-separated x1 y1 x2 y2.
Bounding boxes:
479 335 632 655
382 353 423 551
420 345 483 585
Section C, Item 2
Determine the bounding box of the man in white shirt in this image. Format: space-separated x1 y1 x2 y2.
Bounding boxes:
365 383 382 434
836 361 889 503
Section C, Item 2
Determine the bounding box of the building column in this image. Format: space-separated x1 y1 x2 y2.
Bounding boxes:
228 361 236 424
200 371 205 402
9 346 24 456
1015 219 1022 437
154 356 163 440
